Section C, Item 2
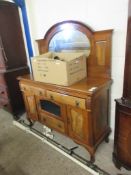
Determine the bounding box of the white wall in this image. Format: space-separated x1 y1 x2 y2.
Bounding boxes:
25 0 129 139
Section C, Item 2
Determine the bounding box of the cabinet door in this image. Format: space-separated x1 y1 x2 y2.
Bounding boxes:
36 96 67 134
23 92 38 121
67 106 89 143
36 96 66 121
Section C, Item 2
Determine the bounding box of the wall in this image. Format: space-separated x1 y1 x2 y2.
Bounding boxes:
25 0 128 139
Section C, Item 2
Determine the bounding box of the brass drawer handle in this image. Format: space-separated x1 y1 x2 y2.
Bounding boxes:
75 100 80 107
50 95 54 100
43 118 46 122
57 124 62 128
23 87 26 91
39 91 43 95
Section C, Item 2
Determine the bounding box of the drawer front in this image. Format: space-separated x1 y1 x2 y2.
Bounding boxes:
20 84 30 92
46 90 62 102
40 112 65 133
20 84 45 96
46 90 86 109
32 87 45 96
63 95 86 109
0 87 8 100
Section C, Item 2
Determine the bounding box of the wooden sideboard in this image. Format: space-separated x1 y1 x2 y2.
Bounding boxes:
18 20 113 162
18 74 111 162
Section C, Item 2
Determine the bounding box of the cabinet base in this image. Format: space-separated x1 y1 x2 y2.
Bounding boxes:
113 153 131 170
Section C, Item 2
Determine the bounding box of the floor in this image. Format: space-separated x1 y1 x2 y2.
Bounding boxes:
0 109 130 175
0 109 92 175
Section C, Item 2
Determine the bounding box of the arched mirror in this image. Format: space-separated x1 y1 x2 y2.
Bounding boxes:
49 28 90 55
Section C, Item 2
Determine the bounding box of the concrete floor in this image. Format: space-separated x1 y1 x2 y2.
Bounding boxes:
0 109 130 175
0 109 93 175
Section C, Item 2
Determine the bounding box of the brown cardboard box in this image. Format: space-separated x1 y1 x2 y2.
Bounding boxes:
31 52 89 86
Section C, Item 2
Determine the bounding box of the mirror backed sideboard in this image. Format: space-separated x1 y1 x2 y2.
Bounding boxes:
18 20 113 162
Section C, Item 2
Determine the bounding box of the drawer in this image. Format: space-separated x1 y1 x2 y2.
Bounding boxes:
20 84 30 92
32 87 45 96
40 112 65 133
46 90 86 109
0 87 8 99
62 95 86 109
20 84 45 96
46 90 62 102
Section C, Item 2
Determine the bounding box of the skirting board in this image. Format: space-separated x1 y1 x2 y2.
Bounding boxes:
13 120 98 175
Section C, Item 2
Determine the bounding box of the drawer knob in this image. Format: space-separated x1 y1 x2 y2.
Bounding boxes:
39 91 42 95
50 95 54 100
23 87 26 91
75 101 80 107
43 118 46 122
57 124 61 128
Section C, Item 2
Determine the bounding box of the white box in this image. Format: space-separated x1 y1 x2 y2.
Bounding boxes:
31 52 89 86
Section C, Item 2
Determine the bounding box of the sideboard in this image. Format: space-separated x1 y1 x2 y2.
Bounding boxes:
18 20 113 162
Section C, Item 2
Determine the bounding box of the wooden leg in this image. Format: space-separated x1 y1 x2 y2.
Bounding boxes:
112 153 122 169
105 136 109 143
27 118 34 127
90 154 95 163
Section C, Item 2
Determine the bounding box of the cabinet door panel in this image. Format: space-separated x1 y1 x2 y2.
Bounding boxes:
36 96 66 122
67 106 89 143
36 96 67 134
23 93 38 121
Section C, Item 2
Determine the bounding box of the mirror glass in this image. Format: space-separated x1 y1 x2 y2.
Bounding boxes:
49 29 90 55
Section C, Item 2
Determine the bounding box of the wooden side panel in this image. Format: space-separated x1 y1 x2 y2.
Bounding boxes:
88 30 113 78
36 39 48 54
92 88 110 142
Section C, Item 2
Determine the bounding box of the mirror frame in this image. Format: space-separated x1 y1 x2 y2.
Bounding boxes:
36 20 113 79
45 20 93 49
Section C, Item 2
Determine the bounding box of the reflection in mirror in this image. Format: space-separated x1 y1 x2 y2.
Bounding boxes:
49 29 90 55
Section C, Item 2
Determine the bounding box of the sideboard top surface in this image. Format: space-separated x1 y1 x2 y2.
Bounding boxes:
18 74 112 96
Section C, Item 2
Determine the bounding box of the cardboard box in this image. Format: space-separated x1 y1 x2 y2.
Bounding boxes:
31 52 88 86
